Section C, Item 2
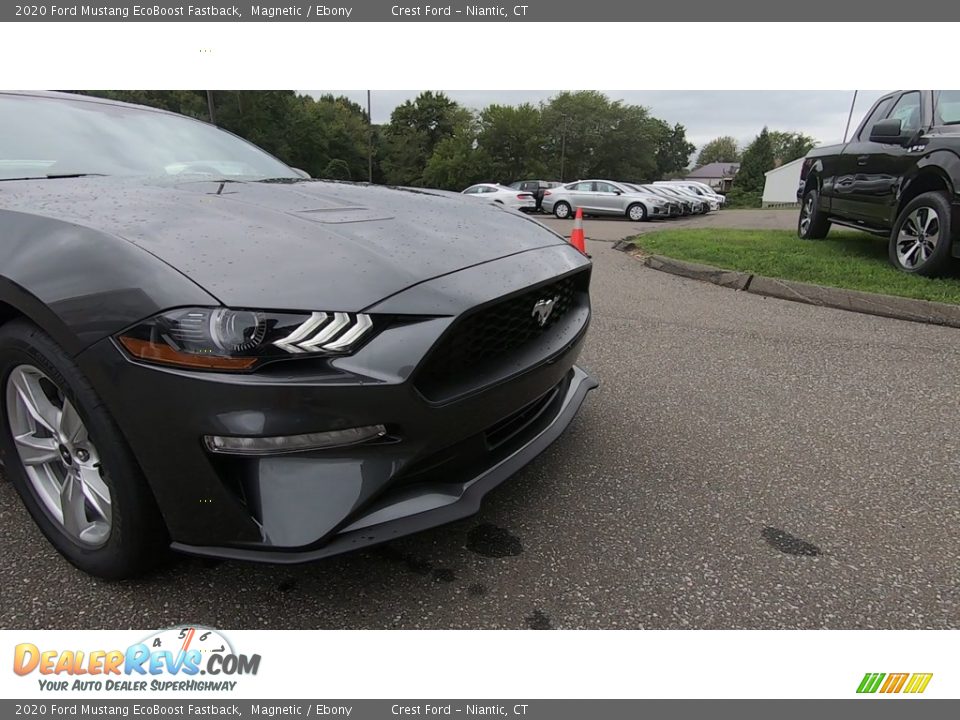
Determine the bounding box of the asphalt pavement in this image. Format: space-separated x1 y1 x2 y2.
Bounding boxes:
1 224 958 629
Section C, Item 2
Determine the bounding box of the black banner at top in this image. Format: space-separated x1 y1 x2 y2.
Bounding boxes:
0 0 946 22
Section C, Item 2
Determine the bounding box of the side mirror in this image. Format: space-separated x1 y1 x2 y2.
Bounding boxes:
869 118 904 144
614 190 622 195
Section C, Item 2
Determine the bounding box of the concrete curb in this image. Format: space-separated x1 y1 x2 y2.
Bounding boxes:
627 250 960 329
644 254 752 291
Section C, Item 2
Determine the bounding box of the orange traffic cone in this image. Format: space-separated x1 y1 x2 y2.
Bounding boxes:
569 207 589 256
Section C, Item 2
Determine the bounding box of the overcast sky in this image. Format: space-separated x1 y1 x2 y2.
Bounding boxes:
303 89 889 155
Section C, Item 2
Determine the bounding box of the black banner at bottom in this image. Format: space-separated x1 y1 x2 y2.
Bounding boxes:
1 700 956 719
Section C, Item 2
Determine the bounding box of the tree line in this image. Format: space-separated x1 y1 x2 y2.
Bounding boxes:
73 90 694 189
74 90 816 205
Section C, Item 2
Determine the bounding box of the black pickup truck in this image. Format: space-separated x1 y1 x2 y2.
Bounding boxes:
798 90 960 276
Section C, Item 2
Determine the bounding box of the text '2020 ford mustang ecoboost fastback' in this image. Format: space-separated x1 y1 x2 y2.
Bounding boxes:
0 91 596 578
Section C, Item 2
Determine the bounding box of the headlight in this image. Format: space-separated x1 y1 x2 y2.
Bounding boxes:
116 307 378 371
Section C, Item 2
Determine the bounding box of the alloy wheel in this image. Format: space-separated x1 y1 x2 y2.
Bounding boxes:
5 365 111 547
799 196 814 235
896 206 940 270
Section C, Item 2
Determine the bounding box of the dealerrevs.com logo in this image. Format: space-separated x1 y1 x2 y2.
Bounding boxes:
13 626 261 692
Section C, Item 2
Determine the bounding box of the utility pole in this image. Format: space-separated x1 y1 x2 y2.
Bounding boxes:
560 114 568 182
206 90 216 125
367 90 374 183
843 90 858 143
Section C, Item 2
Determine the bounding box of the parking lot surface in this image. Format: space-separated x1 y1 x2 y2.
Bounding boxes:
1 229 958 630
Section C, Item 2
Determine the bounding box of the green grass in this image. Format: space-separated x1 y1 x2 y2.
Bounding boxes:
631 228 960 305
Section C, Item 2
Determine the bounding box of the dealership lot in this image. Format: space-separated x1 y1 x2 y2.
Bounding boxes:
1 231 958 630
539 207 799 239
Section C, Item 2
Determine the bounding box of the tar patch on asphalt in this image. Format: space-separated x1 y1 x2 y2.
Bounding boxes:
373 544 457 582
761 526 822 556
466 524 523 558
276 578 298 593
525 610 553 630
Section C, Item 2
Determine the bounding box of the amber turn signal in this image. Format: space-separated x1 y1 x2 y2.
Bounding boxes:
118 336 258 371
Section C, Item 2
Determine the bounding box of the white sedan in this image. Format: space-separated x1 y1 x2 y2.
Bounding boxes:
462 183 537 212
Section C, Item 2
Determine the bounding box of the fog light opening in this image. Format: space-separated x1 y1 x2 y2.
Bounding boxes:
203 424 387 456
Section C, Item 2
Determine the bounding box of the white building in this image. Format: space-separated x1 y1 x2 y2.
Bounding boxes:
762 157 805 207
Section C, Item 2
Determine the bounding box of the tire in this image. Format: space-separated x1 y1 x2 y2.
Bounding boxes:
626 203 647 222
553 202 572 219
889 191 954 276
797 188 831 239
0 320 167 579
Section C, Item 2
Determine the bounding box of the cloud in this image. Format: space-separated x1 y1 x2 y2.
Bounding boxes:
302 89 889 153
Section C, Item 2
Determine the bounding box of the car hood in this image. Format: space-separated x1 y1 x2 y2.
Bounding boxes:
0 177 567 310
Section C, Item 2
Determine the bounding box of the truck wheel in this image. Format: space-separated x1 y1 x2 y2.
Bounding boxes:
798 189 831 239
889 191 954 276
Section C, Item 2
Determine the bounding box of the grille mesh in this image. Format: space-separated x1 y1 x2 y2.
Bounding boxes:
416 272 583 396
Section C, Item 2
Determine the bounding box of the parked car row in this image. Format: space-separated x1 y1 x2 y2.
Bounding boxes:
462 178 726 221
540 179 725 221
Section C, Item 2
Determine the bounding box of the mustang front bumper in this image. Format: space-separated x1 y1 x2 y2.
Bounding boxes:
172 365 596 563
76 244 597 563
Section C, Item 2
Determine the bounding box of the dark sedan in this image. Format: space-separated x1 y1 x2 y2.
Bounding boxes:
0 92 596 578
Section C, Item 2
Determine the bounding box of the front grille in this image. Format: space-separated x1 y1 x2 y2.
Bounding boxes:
391 374 570 490
416 271 586 398
484 383 561 450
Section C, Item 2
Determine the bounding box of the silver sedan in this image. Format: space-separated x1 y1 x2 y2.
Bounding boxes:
541 180 677 221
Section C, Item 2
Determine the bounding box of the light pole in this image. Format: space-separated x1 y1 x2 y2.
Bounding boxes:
367 90 373 183
559 114 568 182
843 90 858 143
206 90 216 125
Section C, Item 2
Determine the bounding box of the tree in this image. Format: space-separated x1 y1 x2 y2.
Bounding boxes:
381 91 473 186
209 91 300 163
322 159 352 180
653 120 696 178
734 127 775 194
477 103 546 183
541 91 660 182
285 94 369 180
422 127 489 190
696 136 740 167
769 131 817 166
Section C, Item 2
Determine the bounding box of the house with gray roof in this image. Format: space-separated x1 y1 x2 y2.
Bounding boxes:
685 162 740 192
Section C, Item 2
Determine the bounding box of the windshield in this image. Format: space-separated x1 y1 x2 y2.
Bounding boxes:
0 94 299 181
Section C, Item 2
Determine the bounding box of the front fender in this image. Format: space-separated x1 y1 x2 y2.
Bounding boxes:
0 209 218 355
901 150 958 203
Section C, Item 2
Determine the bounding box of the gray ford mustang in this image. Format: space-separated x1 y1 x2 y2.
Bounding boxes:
0 91 596 578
